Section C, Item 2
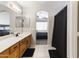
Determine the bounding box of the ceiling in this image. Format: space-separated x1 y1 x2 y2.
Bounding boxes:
16 1 55 8
16 1 69 15
17 1 68 8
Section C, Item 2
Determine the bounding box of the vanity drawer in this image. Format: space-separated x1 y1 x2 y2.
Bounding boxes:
10 43 19 54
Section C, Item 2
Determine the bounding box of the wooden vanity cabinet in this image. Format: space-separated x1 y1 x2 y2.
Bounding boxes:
0 34 32 58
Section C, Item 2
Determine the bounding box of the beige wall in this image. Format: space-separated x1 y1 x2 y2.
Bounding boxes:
71 1 78 57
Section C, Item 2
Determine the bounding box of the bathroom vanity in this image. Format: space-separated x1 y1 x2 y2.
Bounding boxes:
0 33 32 58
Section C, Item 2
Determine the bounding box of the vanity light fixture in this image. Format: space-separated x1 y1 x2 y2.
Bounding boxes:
7 2 22 14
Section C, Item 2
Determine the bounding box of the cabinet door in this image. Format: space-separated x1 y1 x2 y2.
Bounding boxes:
9 43 19 58
19 34 32 57
0 49 9 58
19 39 26 57
9 49 19 58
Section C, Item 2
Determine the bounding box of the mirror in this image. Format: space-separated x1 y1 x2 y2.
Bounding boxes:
15 16 30 33
15 16 24 28
15 16 30 28
0 11 10 36
23 16 30 28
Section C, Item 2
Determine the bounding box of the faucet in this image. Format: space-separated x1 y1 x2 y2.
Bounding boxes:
15 33 20 37
10 32 20 37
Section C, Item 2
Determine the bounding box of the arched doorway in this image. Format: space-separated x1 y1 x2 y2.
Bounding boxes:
36 11 48 45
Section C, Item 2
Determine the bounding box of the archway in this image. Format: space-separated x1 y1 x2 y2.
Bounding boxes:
36 11 48 45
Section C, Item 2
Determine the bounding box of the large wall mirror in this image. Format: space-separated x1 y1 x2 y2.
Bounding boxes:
0 11 10 36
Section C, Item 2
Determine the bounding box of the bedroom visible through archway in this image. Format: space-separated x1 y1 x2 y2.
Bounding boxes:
36 11 48 45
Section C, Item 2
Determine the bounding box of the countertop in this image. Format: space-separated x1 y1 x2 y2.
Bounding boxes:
0 32 31 53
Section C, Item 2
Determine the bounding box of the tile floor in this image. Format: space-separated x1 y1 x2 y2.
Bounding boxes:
32 45 56 58
36 39 47 45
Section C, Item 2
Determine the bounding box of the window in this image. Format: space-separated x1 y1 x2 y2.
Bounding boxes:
36 22 48 32
36 11 48 32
